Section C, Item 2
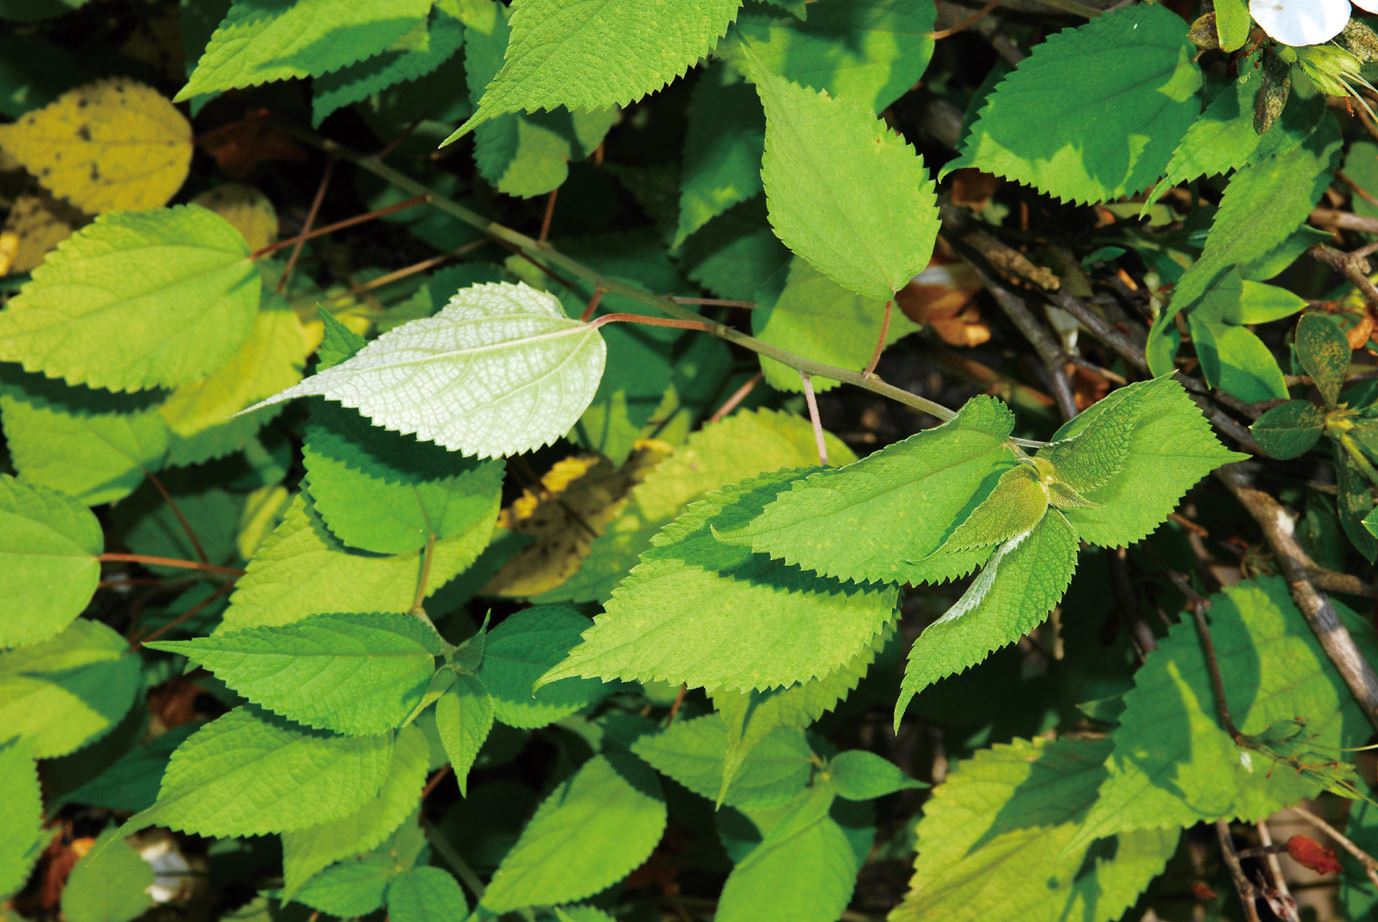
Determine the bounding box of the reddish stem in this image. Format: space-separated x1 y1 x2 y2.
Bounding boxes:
538 187 559 244
580 287 606 323
863 299 893 379
709 372 763 423
99 553 244 578
589 312 715 334
254 193 429 260
146 471 209 564
277 158 335 292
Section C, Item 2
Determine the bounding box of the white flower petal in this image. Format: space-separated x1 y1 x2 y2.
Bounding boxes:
1250 0 1350 45
1353 0 1378 15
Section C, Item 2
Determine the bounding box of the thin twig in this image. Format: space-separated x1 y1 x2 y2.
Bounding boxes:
145 471 209 565
1255 820 1299 922
800 372 829 464
669 296 757 309
135 580 235 647
709 372 763 423
1181 581 1245 743
1216 821 1264 922
411 532 437 616
538 187 559 244
666 684 689 725
278 158 334 293
99 553 243 578
253 194 430 260
932 0 1002 39
863 299 893 379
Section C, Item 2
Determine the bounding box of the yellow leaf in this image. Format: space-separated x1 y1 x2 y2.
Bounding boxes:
0 78 192 214
0 188 86 276
192 184 279 252
485 443 671 598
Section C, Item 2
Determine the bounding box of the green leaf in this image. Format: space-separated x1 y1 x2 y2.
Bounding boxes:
716 787 857 922
1365 505 1378 540
1189 317 1289 403
159 294 307 465
481 754 667 913
827 750 925 800
1295 312 1351 407
674 63 764 247
130 707 393 837
0 740 42 899
1148 117 1341 374
1251 400 1325 459
312 0 466 126
281 724 429 896
752 258 919 393
1077 577 1378 842
387 866 469 921
896 509 1078 720
717 396 1016 585
927 463 1048 555
1335 439 1378 562
631 714 813 808
714 623 890 804
0 620 140 758
477 606 605 729
220 494 490 632
946 5 1200 205
1047 377 1246 548
1214 0 1250 50
750 63 938 300
292 854 394 917
0 205 260 392
0 369 168 506
725 0 936 112
178 0 433 100
449 0 744 139
434 673 494 795
547 407 853 603
60 829 153 922
304 402 504 556
147 613 444 736
1192 272 1308 325
56 725 195 813
539 470 899 693
893 736 1177 922
249 282 606 459
0 474 102 648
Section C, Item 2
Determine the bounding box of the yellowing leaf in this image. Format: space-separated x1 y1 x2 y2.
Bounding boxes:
0 78 192 214
191 184 278 252
0 188 85 276
484 443 670 598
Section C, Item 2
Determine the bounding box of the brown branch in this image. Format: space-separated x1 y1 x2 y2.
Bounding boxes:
1310 243 1378 313
145 471 209 565
99 553 243 578
709 372 763 423
253 193 430 259
1216 821 1264 922
135 580 235 647
1217 465 1378 729
863 298 893 379
800 372 829 465
538 187 559 245
278 158 334 293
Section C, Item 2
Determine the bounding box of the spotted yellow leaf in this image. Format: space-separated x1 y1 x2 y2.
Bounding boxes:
484 443 670 598
0 78 192 214
0 188 85 276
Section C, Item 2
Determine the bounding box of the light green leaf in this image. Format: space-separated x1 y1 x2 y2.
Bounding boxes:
726 0 935 111
751 63 938 300
477 606 604 729
0 474 102 648
248 282 606 459
147 613 444 736
0 740 43 899
292 854 393 917
674 63 764 247
1295 312 1351 407
1251 400 1325 460
159 293 307 465
1047 377 1246 548
716 787 856 922
179 0 433 100
893 736 1177 922
553 907 616 922
1189 317 1288 403
312 0 466 126
547 407 853 604
130 707 393 837
631 714 813 808
752 258 919 393
714 623 890 804
282 724 429 896
897 509 1077 720
946 4 1200 204
387 866 469 921
434 673 494 795
1192 272 1308 325
449 0 744 139
61 829 153 922
0 620 140 758
717 396 1016 585
827 750 924 800
0 370 168 506
1077 576 1378 842
304 406 503 556
1214 0 1250 50
540 470 899 693
0 205 260 392
56 725 195 813
220 494 490 632
927 463 1048 555
481 754 667 913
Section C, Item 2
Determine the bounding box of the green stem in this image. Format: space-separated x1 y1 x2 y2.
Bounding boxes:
277 122 1050 449
1340 434 1378 489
